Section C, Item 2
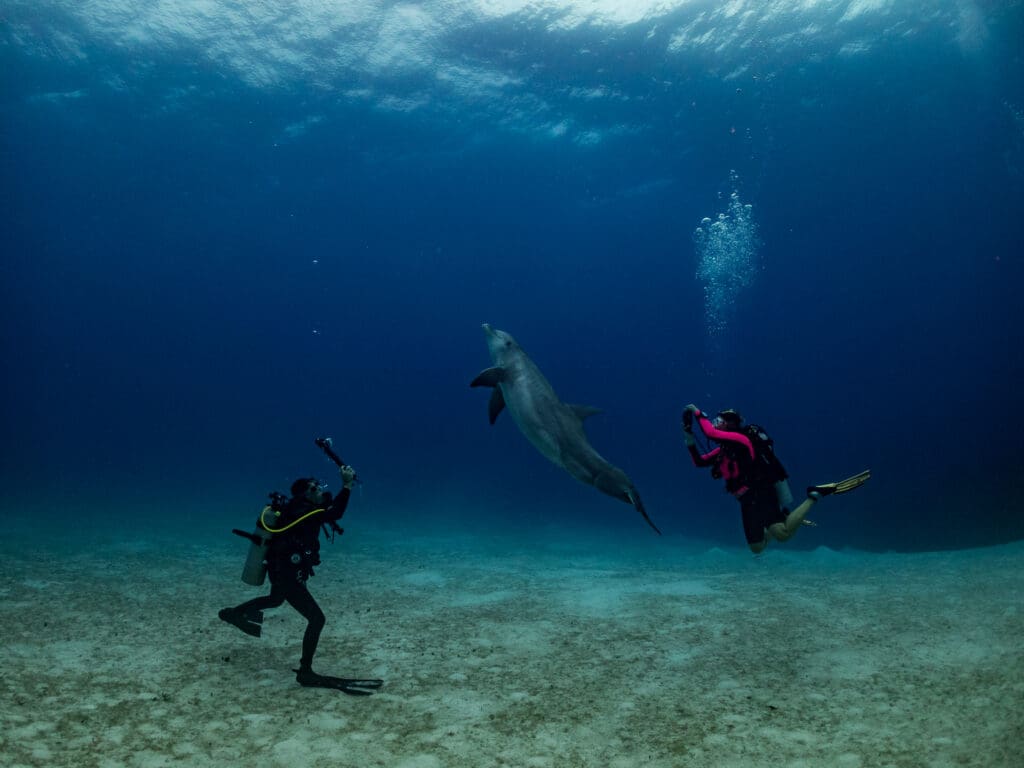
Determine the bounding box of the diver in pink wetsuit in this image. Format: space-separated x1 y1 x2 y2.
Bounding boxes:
682 404 870 553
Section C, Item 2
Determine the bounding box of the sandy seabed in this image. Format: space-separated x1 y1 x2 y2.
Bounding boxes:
1 523 1021 768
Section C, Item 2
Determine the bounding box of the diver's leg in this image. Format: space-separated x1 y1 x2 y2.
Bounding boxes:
741 496 770 553
285 583 326 672
285 587 382 694
234 579 287 617
768 492 820 541
235 585 286 615
220 581 288 636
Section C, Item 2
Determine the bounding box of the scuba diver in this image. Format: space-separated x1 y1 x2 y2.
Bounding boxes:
219 439 381 695
682 404 870 553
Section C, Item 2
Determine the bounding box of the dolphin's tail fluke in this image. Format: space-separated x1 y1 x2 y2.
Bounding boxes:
627 488 661 536
596 471 661 535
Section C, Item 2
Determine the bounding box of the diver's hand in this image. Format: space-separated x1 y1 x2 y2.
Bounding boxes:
682 404 700 431
340 464 357 488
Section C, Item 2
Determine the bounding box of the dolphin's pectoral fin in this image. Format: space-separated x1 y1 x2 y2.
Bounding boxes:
470 367 506 388
568 404 604 422
488 388 506 425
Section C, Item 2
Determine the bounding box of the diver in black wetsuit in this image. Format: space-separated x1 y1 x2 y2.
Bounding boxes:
219 464 381 695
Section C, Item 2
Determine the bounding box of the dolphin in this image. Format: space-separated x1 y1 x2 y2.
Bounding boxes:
470 323 661 534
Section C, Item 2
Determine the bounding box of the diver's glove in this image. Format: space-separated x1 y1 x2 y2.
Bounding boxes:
340 464 357 489
682 404 700 432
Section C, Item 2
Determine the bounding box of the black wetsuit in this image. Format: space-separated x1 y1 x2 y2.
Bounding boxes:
235 488 350 671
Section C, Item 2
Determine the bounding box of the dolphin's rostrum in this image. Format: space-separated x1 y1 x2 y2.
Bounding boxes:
471 323 660 534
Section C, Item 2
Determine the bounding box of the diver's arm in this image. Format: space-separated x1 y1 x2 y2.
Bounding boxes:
324 464 356 523
324 486 351 523
688 443 719 467
694 411 755 460
683 405 718 467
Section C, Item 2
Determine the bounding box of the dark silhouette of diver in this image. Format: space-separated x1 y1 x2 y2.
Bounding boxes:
682 404 870 553
219 463 381 695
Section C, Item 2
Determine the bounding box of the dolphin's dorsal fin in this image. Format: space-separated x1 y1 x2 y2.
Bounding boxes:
569 404 604 422
470 367 506 388
488 388 506 424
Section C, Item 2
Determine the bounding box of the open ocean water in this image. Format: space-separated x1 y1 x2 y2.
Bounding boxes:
2 3 1023 766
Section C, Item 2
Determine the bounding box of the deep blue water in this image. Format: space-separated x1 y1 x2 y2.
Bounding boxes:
2 1 1022 552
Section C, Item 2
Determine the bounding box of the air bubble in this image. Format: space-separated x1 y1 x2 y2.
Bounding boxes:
693 179 761 339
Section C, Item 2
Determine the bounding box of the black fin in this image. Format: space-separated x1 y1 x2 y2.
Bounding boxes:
627 488 662 536
488 388 506 424
568 404 603 421
219 608 261 638
295 669 383 696
470 367 506 388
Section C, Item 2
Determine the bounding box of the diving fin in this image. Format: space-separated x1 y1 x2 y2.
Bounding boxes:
219 607 262 638
294 668 383 696
807 469 871 498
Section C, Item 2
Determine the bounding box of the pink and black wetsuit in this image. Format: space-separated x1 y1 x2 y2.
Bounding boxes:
687 410 756 497
687 408 788 545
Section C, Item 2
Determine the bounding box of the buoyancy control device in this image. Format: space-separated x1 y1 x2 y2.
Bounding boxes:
230 436 353 586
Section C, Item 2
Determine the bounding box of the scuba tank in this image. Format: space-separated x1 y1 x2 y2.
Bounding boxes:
232 491 287 587
239 523 272 586
775 479 794 512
